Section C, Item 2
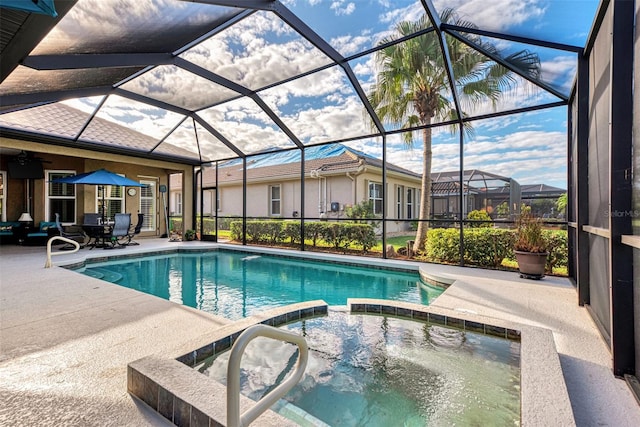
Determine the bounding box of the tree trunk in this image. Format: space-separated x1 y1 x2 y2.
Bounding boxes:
413 123 433 253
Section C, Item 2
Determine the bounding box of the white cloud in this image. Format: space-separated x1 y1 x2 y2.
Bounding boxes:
330 1 356 16
330 34 372 56
433 0 546 32
180 11 331 91
540 55 577 91
380 127 567 188
96 95 184 140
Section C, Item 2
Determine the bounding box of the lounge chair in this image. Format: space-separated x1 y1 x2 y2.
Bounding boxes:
54 213 87 249
120 213 143 246
103 213 131 249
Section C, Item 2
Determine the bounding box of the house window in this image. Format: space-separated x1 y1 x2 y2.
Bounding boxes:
270 185 281 216
407 188 414 219
396 185 404 218
175 192 183 215
97 184 124 221
140 180 156 232
46 170 76 223
0 171 6 221
369 182 383 216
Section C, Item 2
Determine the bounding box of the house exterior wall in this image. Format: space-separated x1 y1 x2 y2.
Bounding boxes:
215 169 422 234
0 137 193 236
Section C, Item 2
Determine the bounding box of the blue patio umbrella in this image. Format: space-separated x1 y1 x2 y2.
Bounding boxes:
51 169 146 222
0 0 58 17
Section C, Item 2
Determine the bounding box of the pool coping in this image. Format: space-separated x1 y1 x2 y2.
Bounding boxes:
60 242 454 290
128 298 575 427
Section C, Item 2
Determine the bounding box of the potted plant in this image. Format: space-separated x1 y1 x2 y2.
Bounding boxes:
513 205 548 279
184 229 196 241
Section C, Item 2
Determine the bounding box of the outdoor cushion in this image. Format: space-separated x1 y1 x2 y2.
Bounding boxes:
27 221 57 237
0 222 21 237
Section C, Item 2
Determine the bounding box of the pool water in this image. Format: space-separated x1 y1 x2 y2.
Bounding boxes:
197 309 521 426
75 250 443 320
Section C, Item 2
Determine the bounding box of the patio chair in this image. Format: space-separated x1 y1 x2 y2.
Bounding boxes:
54 213 87 249
120 213 143 246
103 213 131 249
83 213 101 225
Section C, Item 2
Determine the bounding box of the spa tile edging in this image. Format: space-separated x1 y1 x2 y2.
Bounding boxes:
176 302 328 368
349 298 520 340
128 301 328 427
128 357 295 427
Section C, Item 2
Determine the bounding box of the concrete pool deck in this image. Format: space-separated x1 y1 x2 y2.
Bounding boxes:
1 239 639 426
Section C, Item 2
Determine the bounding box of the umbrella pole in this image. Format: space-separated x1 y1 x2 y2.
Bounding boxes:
99 185 106 224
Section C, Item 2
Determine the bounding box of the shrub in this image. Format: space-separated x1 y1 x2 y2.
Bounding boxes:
321 223 351 251
245 221 264 243
425 228 460 264
426 227 565 271
283 221 302 244
218 216 240 230
230 221 242 241
542 229 568 272
464 228 515 267
304 222 324 247
347 223 377 253
229 220 376 253
467 210 492 227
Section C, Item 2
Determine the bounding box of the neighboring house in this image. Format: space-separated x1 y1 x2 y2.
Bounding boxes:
521 184 566 218
172 143 534 233
429 170 521 220
205 143 423 234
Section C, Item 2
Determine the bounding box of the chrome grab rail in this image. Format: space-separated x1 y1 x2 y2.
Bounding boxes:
227 324 308 427
45 236 81 268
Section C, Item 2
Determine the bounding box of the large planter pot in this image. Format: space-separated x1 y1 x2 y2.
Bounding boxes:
514 251 548 279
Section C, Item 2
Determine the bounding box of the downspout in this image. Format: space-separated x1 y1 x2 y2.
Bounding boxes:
346 160 365 204
310 169 323 217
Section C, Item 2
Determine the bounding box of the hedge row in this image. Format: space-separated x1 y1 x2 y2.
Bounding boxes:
425 228 568 271
230 220 377 253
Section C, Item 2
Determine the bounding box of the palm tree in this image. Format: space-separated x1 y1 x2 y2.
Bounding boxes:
368 9 541 253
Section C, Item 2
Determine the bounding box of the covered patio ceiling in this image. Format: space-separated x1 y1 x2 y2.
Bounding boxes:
0 0 598 167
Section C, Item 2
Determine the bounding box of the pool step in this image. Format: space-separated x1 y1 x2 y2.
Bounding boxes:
82 269 104 280
85 267 123 283
273 399 331 427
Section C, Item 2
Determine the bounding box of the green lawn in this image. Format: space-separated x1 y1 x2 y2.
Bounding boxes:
373 235 415 251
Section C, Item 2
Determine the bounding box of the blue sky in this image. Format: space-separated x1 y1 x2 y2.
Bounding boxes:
279 0 599 189
45 0 602 190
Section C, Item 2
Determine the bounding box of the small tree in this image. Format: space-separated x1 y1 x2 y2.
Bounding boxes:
496 202 510 218
345 200 380 229
556 193 567 217
367 9 541 254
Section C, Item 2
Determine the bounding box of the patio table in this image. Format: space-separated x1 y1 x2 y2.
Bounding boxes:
82 223 113 249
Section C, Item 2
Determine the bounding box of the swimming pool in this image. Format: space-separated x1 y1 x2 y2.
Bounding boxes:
196 308 521 426
74 250 444 320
